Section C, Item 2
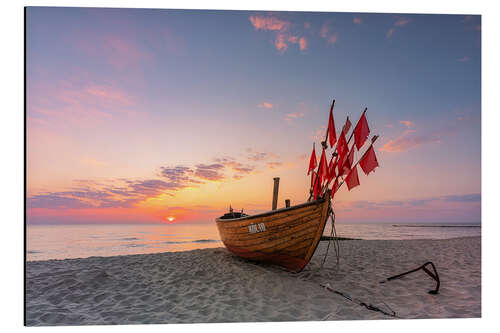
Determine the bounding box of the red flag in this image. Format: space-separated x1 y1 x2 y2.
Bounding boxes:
360 145 379 175
327 156 337 183
344 144 355 174
327 104 337 147
332 177 339 193
319 148 328 181
307 143 317 175
313 171 322 200
345 165 360 191
337 154 345 176
310 171 317 187
342 116 352 135
337 131 348 162
331 177 339 201
337 144 353 177
354 112 370 150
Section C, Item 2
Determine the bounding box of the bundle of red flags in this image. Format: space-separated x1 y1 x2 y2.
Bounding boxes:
307 100 379 202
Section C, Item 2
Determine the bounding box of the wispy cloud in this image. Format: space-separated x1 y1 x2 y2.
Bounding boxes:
353 17 362 24
249 14 308 53
338 193 480 210
246 150 277 161
320 21 338 44
267 162 283 169
386 16 412 39
386 27 395 39
258 102 273 109
193 163 226 181
77 34 153 69
275 33 289 53
285 112 305 123
28 153 266 212
28 177 188 210
214 157 256 178
400 120 413 128
249 15 289 32
458 56 470 62
28 79 138 126
381 110 478 152
299 37 308 51
394 17 412 26
380 133 440 152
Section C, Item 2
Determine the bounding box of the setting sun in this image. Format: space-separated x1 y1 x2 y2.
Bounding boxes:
167 217 175 222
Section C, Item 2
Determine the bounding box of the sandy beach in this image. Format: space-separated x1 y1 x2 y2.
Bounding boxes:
25 236 481 325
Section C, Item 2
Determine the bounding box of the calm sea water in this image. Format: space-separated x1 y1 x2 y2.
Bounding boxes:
26 222 480 261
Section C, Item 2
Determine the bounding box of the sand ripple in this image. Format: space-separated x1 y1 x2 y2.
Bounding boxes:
26 236 481 325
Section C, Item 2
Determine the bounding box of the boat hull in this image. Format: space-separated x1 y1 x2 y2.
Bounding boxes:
215 198 330 272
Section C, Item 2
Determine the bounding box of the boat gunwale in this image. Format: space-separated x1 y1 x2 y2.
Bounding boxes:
215 198 326 223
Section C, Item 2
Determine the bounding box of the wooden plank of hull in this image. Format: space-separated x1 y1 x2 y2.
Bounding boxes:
218 204 320 229
219 213 321 244
216 198 330 272
223 219 319 250
217 206 321 236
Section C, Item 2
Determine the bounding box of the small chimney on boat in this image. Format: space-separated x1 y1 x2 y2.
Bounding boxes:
272 177 280 210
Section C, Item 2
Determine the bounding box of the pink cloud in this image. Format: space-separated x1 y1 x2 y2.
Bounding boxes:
285 112 304 122
386 16 412 39
304 22 311 29
85 85 133 105
27 78 138 128
275 34 288 53
249 15 289 32
299 37 308 51
77 35 152 69
267 162 283 170
381 130 440 152
386 27 395 39
400 120 413 128
458 56 470 62
259 102 273 109
353 17 362 24
249 15 308 53
247 151 278 161
394 17 412 26
320 22 338 44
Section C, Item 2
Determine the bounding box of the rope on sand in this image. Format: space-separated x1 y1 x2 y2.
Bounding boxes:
320 282 399 318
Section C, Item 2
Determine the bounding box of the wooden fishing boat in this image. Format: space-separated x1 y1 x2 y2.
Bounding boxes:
215 196 330 272
215 99 380 272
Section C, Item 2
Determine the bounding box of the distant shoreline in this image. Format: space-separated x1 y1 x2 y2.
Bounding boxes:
26 236 481 263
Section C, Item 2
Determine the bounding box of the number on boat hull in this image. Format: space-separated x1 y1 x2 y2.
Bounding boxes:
248 222 266 233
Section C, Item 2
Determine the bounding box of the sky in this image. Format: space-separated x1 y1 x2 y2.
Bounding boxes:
26 7 481 224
